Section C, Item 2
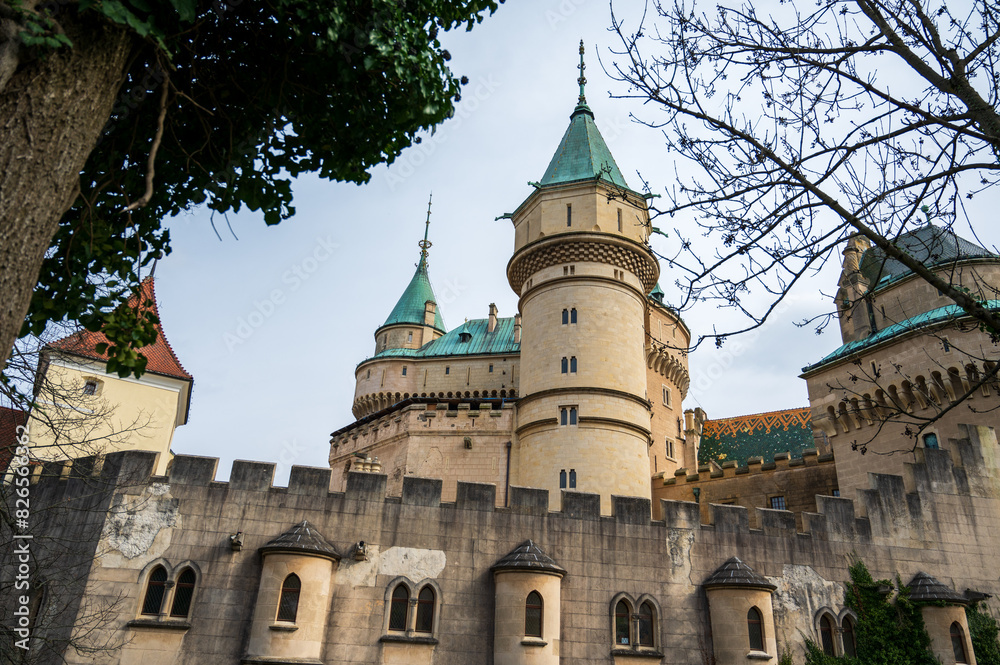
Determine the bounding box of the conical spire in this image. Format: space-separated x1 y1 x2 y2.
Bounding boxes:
539 41 630 190
380 196 446 333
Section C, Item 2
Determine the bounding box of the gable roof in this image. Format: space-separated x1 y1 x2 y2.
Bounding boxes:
698 407 814 467
860 224 995 290
48 278 192 381
379 258 446 333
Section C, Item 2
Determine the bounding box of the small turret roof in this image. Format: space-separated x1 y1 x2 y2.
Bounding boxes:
703 557 776 590
860 224 996 289
491 540 566 577
364 316 520 364
907 572 967 604
259 520 340 561
380 259 446 333
539 41 631 191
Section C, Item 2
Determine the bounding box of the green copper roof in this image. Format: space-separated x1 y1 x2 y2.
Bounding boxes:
802 300 1000 373
650 282 665 303
364 316 520 365
861 225 995 291
539 105 630 189
380 259 446 333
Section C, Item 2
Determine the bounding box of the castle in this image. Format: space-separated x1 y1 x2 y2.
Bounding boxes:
10 45 1000 665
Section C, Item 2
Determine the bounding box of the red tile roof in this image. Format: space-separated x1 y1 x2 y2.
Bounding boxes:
48 278 192 381
0 405 29 475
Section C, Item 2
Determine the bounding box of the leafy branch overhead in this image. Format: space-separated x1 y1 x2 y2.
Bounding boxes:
0 0 502 377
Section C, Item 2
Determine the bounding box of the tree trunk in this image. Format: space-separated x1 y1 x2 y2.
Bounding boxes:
0 12 135 367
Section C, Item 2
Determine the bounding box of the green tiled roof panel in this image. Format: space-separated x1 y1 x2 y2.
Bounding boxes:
861 225 995 289
366 316 520 363
540 107 630 189
698 408 814 468
803 301 1000 372
381 261 445 331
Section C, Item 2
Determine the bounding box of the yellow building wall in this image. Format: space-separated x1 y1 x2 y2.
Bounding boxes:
29 356 183 476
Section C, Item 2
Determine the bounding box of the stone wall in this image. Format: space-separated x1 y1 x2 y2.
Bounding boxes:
29 425 1000 664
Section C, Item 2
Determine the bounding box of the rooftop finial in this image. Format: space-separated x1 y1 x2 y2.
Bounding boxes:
577 39 587 105
418 192 433 267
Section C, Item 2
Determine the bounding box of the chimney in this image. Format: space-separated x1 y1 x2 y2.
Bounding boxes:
513 314 522 344
423 301 436 327
488 303 498 333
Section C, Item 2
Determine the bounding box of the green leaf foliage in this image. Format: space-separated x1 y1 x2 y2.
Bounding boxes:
967 603 1000 665
22 0 503 378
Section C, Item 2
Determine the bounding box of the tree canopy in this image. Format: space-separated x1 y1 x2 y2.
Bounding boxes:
0 0 502 376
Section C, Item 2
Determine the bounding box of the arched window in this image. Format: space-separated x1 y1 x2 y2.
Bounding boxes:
562 309 569 325
615 600 631 645
570 356 577 373
276 574 300 622
561 357 568 373
141 566 167 615
819 614 835 655
170 568 196 618
389 585 409 631
748 607 764 651
951 622 969 663
637 601 654 647
842 616 857 658
415 587 435 633
525 591 543 638
570 308 577 323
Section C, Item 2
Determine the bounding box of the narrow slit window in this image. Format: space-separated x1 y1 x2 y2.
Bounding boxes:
569 407 577 425
569 469 576 488
617 208 623 232
525 591 543 637
570 308 577 324
561 357 568 374
276 574 300 622
402 366 407 376
562 309 569 325
566 204 572 227
560 408 568 426
559 469 567 489
570 357 577 373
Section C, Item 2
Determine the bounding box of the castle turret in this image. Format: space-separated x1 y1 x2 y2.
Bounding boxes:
373 195 446 354
506 43 659 513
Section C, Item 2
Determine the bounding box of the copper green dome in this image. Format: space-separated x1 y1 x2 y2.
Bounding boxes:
380 257 446 333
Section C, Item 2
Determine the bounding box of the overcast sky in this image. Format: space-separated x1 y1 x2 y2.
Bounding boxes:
152 1 998 484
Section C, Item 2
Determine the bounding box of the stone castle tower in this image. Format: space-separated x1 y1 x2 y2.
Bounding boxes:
507 42 661 512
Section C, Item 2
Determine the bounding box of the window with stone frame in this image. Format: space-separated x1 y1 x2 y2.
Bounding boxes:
525 591 543 638
141 566 167 616
276 574 300 622
169 568 196 618
748 607 764 651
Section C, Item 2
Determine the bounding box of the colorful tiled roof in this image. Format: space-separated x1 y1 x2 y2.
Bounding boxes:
698 407 814 467
861 225 995 290
802 301 1000 373
703 557 776 590
259 520 340 561
379 257 446 333
540 102 631 190
491 540 566 576
366 316 519 364
48 278 192 381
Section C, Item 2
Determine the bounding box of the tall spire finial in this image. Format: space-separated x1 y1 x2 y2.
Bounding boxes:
577 39 587 105
418 192 433 267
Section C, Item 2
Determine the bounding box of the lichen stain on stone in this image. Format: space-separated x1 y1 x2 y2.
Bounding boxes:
769 564 844 648
102 485 179 559
339 546 447 587
667 528 695 584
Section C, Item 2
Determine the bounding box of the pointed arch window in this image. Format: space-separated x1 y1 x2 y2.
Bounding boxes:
415 587 435 633
562 309 569 325
170 568 196 618
276 574 300 622
525 591 543 638
570 308 577 323
141 566 167 615
842 616 857 658
637 601 654 647
748 607 764 651
389 585 409 631
951 622 969 663
615 600 631 645
819 614 834 655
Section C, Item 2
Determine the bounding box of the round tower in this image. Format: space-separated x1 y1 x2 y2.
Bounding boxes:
507 42 659 514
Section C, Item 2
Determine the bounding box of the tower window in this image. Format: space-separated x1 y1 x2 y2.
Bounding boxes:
662 386 671 406
276 574 300 622
445 366 450 375
561 357 568 374
665 438 675 460
571 308 577 323
617 208 622 232
525 591 543 637
489 364 494 373
366 369 371 379
566 204 572 227
570 356 577 373
943 338 951 352
402 366 407 376
769 495 787 511
407 332 413 343
559 469 567 489
951 622 969 663
559 407 578 426
562 309 569 325
570 265 575 275
569 469 576 488
748 607 764 651
923 433 939 449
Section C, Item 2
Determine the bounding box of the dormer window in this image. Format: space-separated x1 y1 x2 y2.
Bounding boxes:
459 332 472 343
